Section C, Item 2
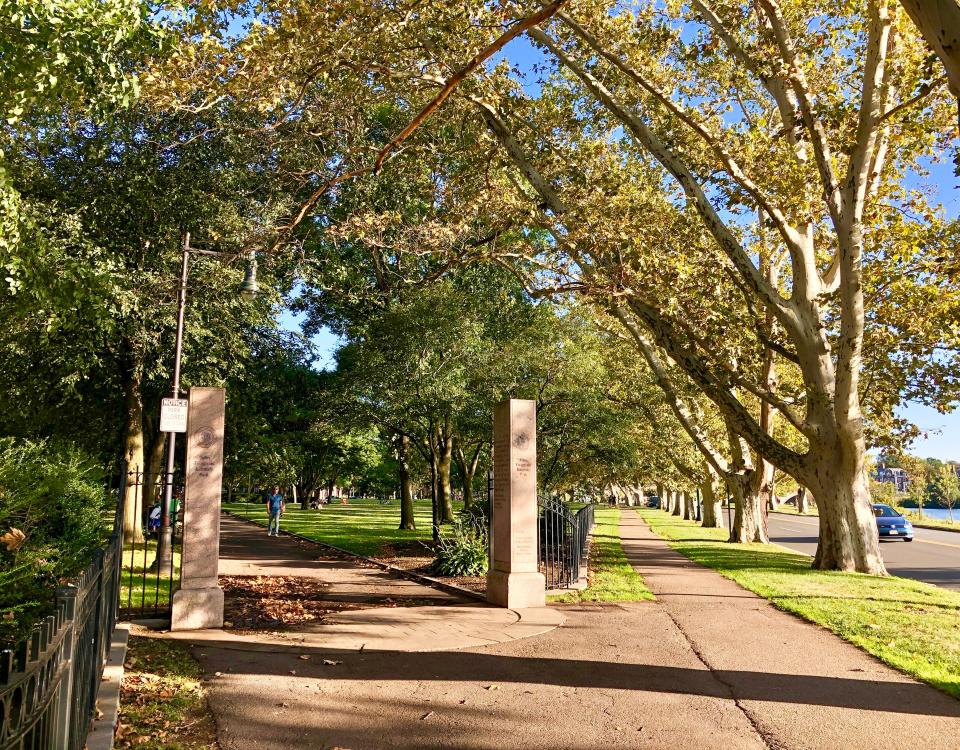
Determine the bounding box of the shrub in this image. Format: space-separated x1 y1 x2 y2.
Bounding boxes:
0 439 111 646
430 517 489 577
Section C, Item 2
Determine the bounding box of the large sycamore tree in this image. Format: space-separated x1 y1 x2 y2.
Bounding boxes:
499 0 957 572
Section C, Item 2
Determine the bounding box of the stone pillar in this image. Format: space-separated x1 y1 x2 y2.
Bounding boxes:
487 399 545 608
171 387 225 630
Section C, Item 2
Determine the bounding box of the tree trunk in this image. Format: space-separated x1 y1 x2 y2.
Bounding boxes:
655 482 664 509
683 490 697 521
797 486 810 515
454 441 482 511
898 0 960 121
728 475 768 543
398 434 416 530
436 424 455 523
143 427 166 510
463 463 476 509
122 369 146 544
701 474 724 529
672 489 685 517
752 459 776 512
807 450 885 573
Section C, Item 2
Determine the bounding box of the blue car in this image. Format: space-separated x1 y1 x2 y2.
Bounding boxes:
873 503 914 542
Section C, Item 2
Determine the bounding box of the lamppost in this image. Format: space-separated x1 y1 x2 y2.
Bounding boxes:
154 232 258 567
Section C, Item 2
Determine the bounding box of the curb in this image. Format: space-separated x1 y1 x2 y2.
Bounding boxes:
222 511 488 603
85 623 130 750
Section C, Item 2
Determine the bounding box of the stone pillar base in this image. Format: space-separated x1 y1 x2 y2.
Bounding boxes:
486 571 546 608
171 586 224 631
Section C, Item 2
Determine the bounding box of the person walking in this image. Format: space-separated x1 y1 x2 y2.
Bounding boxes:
266 485 285 537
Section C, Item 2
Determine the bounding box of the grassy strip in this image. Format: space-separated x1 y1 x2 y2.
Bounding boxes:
771 505 818 517
224 499 449 557
637 508 960 699
551 507 654 603
119 541 181 611
894 507 960 532
116 636 217 749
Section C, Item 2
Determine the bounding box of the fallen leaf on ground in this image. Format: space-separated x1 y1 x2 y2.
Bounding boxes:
299 655 311 660
421 711 434 720
484 685 499 691
322 659 342 666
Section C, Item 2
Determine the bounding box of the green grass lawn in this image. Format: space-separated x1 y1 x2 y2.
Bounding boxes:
637 508 960 699
120 541 181 613
117 636 217 749
223 499 448 557
551 507 654 603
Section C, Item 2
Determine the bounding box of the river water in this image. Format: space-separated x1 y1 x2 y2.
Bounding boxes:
900 507 958 522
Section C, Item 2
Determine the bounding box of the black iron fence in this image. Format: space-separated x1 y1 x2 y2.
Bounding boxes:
118 469 184 619
537 498 595 589
0 465 186 749
0 514 122 749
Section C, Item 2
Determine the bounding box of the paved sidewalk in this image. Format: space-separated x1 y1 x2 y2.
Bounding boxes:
178 512 960 749
621 509 960 749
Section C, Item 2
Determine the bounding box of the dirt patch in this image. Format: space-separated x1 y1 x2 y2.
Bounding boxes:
406 565 486 594
116 635 218 750
220 575 341 629
219 574 455 630
376 539 435 569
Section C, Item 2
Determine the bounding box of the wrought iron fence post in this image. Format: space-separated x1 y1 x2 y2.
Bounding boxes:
52 585 78 750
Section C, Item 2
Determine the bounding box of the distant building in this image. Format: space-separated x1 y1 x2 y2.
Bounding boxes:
874 465 909 493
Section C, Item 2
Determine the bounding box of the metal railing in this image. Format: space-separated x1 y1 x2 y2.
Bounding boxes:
0 520 122 749
118 469 184 619
537 498 595 589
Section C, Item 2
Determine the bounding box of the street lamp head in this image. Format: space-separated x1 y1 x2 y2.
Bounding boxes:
239 252 258 300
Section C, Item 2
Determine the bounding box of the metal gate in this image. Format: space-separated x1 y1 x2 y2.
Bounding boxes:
116 470 184 619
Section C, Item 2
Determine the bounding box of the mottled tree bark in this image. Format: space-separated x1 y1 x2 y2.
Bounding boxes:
701 471 724 529
672 489 685 518
122 368 145 544
683 490 697 521
398 434 416 530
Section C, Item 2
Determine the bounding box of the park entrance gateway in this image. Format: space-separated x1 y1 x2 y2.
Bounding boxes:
171 387 226 630
487 399 546 608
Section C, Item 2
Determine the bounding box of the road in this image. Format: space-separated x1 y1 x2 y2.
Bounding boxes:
767 513 960 591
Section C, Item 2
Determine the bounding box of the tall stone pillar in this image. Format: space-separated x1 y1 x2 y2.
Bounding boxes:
171 387 225 630
487 399 545 608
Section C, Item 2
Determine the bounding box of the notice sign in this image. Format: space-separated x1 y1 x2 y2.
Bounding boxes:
160 398 189 433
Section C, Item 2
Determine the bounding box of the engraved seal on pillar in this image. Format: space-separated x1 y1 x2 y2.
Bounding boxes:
513 430 531 450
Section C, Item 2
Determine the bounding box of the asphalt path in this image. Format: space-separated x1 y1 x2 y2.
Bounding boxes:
768 512 960 590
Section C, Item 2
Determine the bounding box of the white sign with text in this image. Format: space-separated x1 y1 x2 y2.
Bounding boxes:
160 398 189 433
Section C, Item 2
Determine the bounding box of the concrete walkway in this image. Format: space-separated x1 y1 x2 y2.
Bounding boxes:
179 512 960 749
620 509 960 749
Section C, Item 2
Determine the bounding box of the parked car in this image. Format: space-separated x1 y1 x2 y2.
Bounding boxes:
646 495 661 509
872 503 914 542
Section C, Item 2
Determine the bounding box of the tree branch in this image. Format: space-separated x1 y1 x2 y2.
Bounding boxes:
558 10 807 260
528 26 797 332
